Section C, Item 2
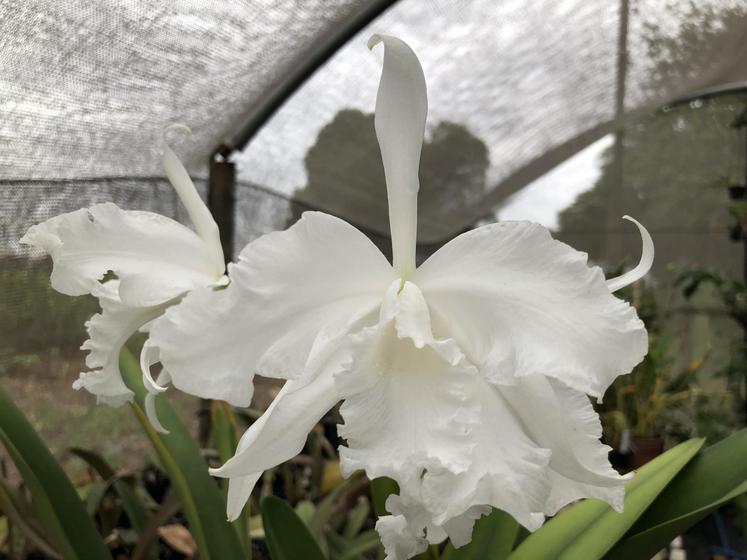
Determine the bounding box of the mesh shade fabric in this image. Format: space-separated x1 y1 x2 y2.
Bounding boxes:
2 0 746 258
1 0 371 181
236 0 747 243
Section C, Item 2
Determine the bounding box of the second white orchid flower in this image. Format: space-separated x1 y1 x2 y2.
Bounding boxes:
147 35 654 559
21 126 225 431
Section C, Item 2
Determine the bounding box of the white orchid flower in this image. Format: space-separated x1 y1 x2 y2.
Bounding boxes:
147 36 653 559
21 126 225 431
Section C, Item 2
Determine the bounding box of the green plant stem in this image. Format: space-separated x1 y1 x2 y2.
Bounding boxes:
130 403 212 560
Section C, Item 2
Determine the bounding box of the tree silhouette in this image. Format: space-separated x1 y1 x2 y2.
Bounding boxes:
558 2 747 277
291 109 489 251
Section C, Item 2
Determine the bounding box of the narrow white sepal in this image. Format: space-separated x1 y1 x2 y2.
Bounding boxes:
605 216 654 292
369 34 427 279
160 124 224 272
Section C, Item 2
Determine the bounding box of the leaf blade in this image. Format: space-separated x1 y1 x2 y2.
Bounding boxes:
442 509 519 560
70 446 152 537
0 387 111 560
119 348 246 560
609 428 747 559
509 438 705 560
261 495 326 560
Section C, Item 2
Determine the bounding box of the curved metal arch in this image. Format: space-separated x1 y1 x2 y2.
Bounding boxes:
462 82 747 238
222 0 401 154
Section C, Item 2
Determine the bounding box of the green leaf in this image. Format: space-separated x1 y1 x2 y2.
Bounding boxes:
119 348 246 560
339 530 382 560
370 476 399 516
370 476 399 559
261 495 327 560
509 438 705 560
70 447 151 537
0 387 111 560
308 471 365 540
343 498 371 539
210 400 251 555
442 509 520 560
0 477 62 559
608 428 747 559
85 480 113 517
131 489 181 560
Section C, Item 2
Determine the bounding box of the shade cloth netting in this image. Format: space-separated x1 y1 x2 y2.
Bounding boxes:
2 0 747 257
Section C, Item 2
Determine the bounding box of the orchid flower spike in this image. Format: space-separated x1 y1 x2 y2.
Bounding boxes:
147 36 654 559
21 125 225 433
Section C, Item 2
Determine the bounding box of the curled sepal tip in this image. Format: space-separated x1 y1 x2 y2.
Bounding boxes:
367 33 382 50
141 341 169 395
145 392 170 434
140 342 172 433
606 215 654 292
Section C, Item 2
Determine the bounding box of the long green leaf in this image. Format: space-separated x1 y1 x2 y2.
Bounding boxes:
132 488 181 560
119 348 246 560
210 400 251 555
70 447 151 537
509 438 704 560
261 495 326 560
608 428 747 559
308 470 365 540
370 476 400 559
339 530 381 560
131 489 181 560
370 476 399 516
442 509 519 560
0 387 111 560
0 477 62 559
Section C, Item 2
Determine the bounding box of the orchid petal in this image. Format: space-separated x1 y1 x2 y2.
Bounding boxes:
20 203 222 307
415 221 649 398
376 511 428 559
210 330 346 518
210 328 346 478
377 498 490 558
209 375 337 478
73 281 164 406
336 283 553 544
149 211 395 406
337 279 632 557
369 34 427 279
499 375 629 514
160 125 224 271
226 473 262 522
605 215 654 292
142 366 172 434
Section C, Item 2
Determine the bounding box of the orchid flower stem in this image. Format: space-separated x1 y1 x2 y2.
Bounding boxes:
130 402 212 560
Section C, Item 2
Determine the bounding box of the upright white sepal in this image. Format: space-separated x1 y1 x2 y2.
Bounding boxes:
369 34 427 279
160 124 224 272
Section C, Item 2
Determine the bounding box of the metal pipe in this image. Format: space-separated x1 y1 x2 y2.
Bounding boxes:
199 145 236 447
